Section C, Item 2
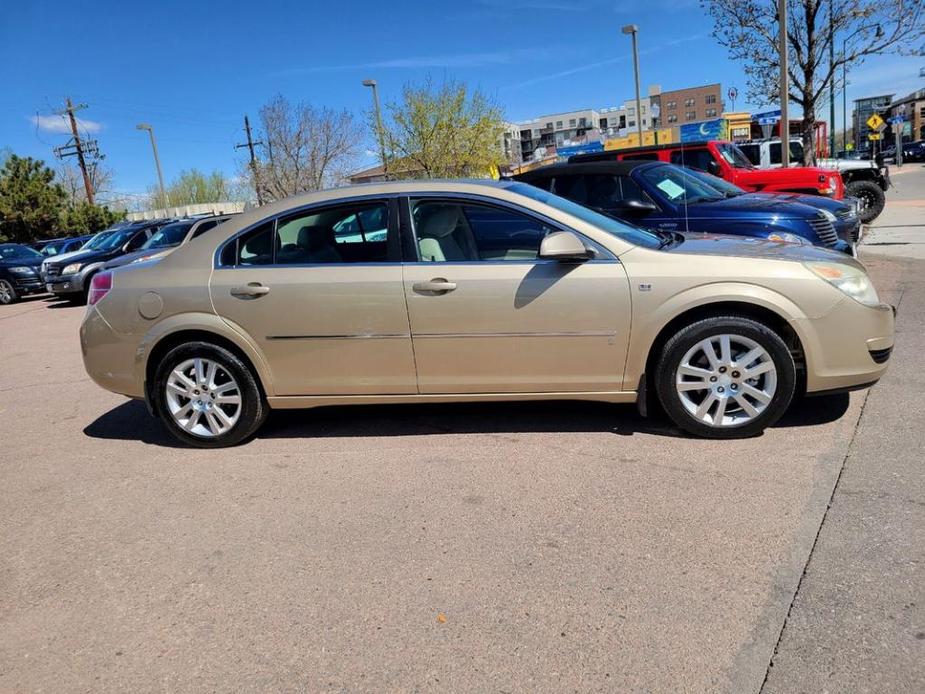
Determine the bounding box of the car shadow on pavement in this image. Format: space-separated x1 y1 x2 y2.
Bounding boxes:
83 392 850 447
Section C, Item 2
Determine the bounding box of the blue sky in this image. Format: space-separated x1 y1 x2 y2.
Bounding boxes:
1 0 920 202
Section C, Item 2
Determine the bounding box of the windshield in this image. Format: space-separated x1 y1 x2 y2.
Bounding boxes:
683 168 746 197
82 231 115 250
99 227 141 250
142 221 193 249
718 143 754 169
0 244 43 262
507 182 661 249
637 164 726 205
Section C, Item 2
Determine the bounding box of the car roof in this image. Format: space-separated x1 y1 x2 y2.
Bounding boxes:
570 140 725 163
516 160 656 178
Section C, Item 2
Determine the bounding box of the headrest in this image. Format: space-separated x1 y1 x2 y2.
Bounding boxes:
297 225 334 248
418 206 461 238
243 232 273 256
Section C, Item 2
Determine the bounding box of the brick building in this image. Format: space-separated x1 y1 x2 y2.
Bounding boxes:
651 83 723 127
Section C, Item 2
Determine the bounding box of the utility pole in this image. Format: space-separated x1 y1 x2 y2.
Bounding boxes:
622 25 644 146
235 115 264 205
842 42 847 153
778 0 790 167
52 97 98 205
828 4 836 158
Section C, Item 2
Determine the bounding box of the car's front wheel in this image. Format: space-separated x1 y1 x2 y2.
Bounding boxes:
152 342 267 448
655 316 796 438
846 179 885 223
0 279 18 305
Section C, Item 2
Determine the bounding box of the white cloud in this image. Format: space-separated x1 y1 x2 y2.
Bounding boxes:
30 114 102 134
276 48 550 76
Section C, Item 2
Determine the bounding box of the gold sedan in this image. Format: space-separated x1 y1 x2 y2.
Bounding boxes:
80 180 894 447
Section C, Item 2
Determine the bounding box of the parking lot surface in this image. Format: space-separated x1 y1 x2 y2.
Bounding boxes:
2 176 924 692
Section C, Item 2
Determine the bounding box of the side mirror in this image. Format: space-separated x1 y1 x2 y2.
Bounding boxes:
610 199 658 216
706 160 721 176
539 231 593 262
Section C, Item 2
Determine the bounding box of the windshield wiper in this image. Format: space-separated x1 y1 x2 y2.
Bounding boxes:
655 230 684 249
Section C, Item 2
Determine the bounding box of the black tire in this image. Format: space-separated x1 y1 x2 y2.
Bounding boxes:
846 179 885 224
0 279 18 305
654 315 796 439
152 341 267 448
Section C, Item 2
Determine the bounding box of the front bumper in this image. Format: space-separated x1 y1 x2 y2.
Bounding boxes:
46 273 86 295
10 275 46 295
794 298 895 394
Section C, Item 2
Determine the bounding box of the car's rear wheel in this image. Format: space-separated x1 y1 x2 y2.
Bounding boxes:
655 316 796 438
152 342 267 448
0 279 18 305
846 179 885 223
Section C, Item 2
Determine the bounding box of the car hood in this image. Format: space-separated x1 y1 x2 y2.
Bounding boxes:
46 247 116 267
688 195 821 218
0 258 43 269
734 192 847 214
664 232 864 267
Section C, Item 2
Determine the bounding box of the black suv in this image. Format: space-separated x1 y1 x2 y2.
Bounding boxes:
44 220 172 302
0 243 46 304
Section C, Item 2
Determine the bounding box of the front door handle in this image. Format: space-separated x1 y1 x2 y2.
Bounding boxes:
230 282 270 299
412 279 457 294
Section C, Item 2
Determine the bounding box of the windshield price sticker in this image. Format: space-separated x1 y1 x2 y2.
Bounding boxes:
656 179 687 200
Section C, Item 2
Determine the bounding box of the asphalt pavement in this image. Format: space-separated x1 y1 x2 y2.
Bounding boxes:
1 181 923 692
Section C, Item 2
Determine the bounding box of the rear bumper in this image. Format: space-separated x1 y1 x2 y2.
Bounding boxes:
794 298 895 393
80 305 145 399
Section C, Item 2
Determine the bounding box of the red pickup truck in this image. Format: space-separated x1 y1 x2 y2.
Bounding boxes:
571 140 846 199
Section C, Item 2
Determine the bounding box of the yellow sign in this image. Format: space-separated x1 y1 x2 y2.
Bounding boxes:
868 133 881 141
866 113 884 130
846 143 854 150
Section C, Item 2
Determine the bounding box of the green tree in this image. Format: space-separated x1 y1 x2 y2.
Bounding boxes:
0 155 67 243
701 0 925 164
151 169 234 208
380 77 505 179
60 201 124 234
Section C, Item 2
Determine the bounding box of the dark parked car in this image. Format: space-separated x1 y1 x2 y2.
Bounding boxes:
34 235 94 258
44 220 172 302
103 215 234 270
0 243 46 304
680 168 861 247
515 161 852 253
902 140 925 162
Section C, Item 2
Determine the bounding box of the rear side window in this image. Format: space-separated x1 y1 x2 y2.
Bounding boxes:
220 221 275 266
669 148 715 171
525 176 554 191
275 201 389 264
191 220 219 239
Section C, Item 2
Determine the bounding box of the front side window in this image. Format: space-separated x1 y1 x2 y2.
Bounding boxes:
275 202 389 264
718 143 754 169
411 200 557 262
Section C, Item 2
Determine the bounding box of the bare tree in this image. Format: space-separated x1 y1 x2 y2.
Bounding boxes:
57 161 113 204
701 0 924 163
255 95 362 201
380 77 505 179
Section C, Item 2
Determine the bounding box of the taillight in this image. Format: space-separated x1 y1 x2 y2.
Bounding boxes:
87 271 113 306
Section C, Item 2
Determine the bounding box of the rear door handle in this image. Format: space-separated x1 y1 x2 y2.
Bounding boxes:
230 282 270 299
412 279 457 294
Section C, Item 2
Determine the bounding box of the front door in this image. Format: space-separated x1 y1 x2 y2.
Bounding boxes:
401 196 632 394
209 199 417 396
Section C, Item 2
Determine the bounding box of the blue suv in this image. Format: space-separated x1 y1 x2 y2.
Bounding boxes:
515 161 854 254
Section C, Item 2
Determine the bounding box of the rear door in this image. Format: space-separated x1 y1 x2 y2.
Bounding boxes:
209 198 417 396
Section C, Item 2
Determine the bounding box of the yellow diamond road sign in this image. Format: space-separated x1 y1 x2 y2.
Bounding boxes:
866 113 884 130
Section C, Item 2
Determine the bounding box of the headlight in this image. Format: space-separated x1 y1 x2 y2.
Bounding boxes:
820 208 837 222
805 261 881 307
767 232 808 245
62 263 82 274
8 266 34 274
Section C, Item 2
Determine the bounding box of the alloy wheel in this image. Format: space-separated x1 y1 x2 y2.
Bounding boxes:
0 280 14 304
164 357 242 438
675 334 777 427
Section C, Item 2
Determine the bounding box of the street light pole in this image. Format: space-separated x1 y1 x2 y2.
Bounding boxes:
362 79 389 179
622 24 644 146
136 123 167 211
829 3 836 158
778 0 790 167
842 40 847 153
